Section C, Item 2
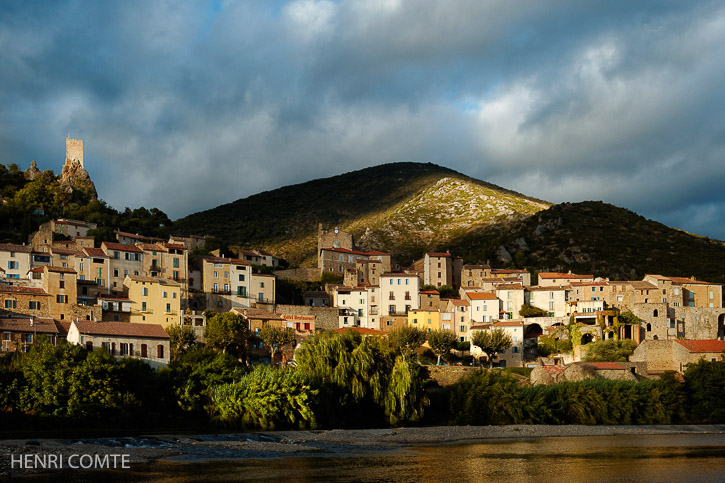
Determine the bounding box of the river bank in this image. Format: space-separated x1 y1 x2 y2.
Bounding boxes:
2 424 725 478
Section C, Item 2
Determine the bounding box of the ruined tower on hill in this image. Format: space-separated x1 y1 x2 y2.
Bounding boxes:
60 137 97 199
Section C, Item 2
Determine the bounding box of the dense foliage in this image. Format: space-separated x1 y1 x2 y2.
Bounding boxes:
471 328 513 368
427 330 458 366
0 162 172 244
584 339 638 362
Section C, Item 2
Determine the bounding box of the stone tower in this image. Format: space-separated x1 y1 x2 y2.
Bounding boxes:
65 138 84 168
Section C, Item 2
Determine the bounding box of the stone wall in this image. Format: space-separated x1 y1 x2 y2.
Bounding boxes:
672 306 725 339
275 304 339 331
630 339 677 372
274 268 321 283
423 365 479 386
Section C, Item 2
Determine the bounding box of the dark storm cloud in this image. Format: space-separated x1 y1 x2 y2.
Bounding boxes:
1 0 724 239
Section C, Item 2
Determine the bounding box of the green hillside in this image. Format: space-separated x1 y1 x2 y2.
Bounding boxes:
172 162 550 265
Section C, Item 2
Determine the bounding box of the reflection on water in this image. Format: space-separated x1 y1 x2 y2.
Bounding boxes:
20 433 725 482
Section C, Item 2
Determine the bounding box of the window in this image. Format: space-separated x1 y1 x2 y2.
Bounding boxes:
710 291 714 300
213 283 219 291
4 299 16 309
157 345 164 359
142 287 148 296
29 301 40 310
141 344 148 357
134 253 140 261
237 286 247 296
173 258 179 268
56 295 67 304
260 282 265 288
412 318 418 324
459 325 466 332
124 270 129 276
142 302 147 311
120 343 129 356
162 291 167 298
512 347 520 353
7 261 18 270
224 271 229 279
388 305 395 314
173 270 179 280
405 279 409 285
549 301 555 311
213 271 218 278
172 292 177 299
239 274 245 282
166 303 171 313
224 283 229 292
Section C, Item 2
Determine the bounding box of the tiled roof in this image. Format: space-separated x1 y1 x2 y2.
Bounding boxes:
114 230 147 240
539 272 593 279
0 243 32 253
496 283 524 290
162 242 186 251
674 339 725 353
420 290 439 295
426 252 451 257
137 243 166 251
45 266 77 274
570 281 610 287
628 281 658 290
491 269 527 274
102 242 143 253
449 299 470 306
493 321 524 327
83 247 107 258
50 247 83 256
463 264 491 269
526 285 567 291
0 318 60 334
0 286 49 295
202 256 250 265
466 292 498 300
55 219 91 227
72 321 169 339
542 365 567 375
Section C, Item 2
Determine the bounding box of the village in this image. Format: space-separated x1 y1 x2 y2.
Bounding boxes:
0 139 724 383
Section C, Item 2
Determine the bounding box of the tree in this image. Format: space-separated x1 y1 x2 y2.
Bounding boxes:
166 324 197 361
427 330 458 365
257 326 296 364
204 312 250 360
584 339 637 362
472 328 513 368
519 303 548 317
387 326 426 362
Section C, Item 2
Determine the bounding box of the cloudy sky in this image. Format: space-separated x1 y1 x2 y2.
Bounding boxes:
2 0 725 238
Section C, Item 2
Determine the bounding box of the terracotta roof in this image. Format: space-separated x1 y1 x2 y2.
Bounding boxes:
102 242 143 253
464 265 491 269
380 273 417 278
538 272 593 279
137 243 166 251
669 277 714 286
98 293 131 301
334 327 385 335
420 290 439 295
72 321 170 339
526 286 567 291
365 251 389 256
162 242 186 251
496 283 524 290
0 318 60 334
449 299 470 306
202 256 250 266
466 292 498 300
0 267 4 272
29 267 44 273
51 247 83 256
114 230 147 240
570 281 610 287
542 365 567 375
628 281 658 290
426 252 451 257
45 266 77 274
0 285 49 295
256 249 274 256
0 243 32 253
674 339 725 353
493 321 524 327
55 219 91 227
83 247 108 258
491 269 527 274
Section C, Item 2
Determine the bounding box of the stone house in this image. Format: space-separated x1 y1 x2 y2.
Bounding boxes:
123 275 181 328
380 273 420 316
0 243 32 281
447 298 471 341
526 285 569 317
334 286 370 329
201 256 253 311
419 290 441 310
530 361 640 384
66 321 170 368
538 272 594 287
76 247 111 289
0 285 50 318
490 269 531 286
303 290 330 307
630 339 725 373
99 292 132 322
0 317 64 352
102 242 144 291
408 309 442 333
470 320 525 367
460 264 492 289
496 282 525 320
251 273 276 307
463 291 499 323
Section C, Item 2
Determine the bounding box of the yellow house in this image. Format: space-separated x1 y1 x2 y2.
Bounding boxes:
123 275 181 328
408 309 441 333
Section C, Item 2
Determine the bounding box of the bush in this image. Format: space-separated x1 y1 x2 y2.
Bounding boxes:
584 339 637 362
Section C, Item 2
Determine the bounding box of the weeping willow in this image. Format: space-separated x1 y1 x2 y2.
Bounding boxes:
295 331 428 427
209 365 317 430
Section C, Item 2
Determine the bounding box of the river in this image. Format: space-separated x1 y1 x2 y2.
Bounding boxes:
16 432 725 482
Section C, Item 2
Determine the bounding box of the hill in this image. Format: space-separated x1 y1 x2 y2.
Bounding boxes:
173 162 550 265
450 201 725 283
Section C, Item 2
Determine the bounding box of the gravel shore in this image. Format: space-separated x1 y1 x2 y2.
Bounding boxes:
2 424 724 477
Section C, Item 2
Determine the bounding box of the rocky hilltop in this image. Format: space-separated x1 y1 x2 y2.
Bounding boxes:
173 162 550 265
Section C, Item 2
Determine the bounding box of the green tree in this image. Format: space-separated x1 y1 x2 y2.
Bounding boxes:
471 328 513 368
427 330 458 366
204 312 250 359
519 303 549 317
166 324 197 361
388 326 426 362
584 339 637 362
257 326 296 364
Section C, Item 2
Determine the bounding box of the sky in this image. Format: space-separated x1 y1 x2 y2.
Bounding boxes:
1 0 725 239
